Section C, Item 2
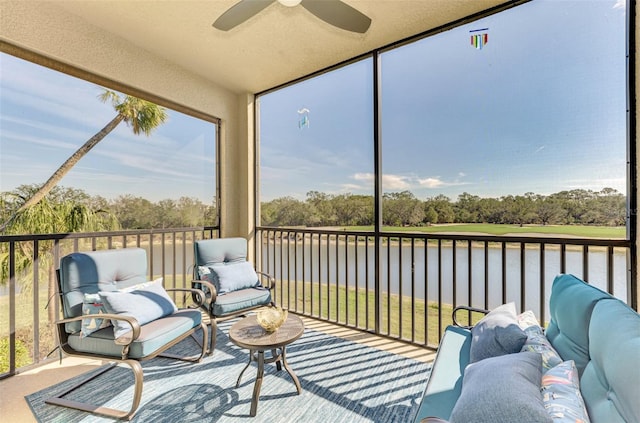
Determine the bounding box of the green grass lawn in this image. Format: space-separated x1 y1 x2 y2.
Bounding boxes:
3 221 619 373
0 274 192 373
273 280 484 347
345 223 625 238
0 289 54 372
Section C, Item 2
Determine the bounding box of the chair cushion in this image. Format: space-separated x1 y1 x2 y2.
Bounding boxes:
469 302 527 363
211 287 272 317
100 279 178 339
68 309 202 359
449 352 551 423
194 238 248 268
59 248 149 333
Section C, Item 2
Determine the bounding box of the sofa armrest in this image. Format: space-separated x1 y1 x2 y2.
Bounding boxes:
452 305 489 329
413 325 472 422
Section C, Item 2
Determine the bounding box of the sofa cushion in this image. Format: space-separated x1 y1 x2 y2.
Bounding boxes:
469 302 527 363
580 299 640 423
545 274 610 375
100 279 178 339
542 360 591 423
449 351 552 423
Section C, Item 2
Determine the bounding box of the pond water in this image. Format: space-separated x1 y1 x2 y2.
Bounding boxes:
261 241 629 310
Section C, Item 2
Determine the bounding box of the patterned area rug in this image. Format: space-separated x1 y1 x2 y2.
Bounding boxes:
26 320 431 423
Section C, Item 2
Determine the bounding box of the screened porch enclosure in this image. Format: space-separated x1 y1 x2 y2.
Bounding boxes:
0 3 637 419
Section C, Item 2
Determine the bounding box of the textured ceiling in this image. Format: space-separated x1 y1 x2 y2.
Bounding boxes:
52 0 510 94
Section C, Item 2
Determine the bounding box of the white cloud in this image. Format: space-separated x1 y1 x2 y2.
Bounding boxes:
340 183 363 191
353 172 470 191
0 115 89 149
353 173 411 190
384 174 410 189
1 128 79 150
418 177 445 188
353 173 373 181
613 0 626 9
566 177 626 193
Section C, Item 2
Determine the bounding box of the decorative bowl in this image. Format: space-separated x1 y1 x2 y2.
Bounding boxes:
256 307 288 332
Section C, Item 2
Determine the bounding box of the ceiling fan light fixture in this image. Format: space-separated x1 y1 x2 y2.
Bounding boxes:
278 0 302 7
214 0 371 33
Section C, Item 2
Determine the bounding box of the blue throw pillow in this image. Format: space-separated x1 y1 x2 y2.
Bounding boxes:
450 352 552 423
542 360 591 423
201 262 259 295
521 325 563 372
197 266 218 295
470 302 528 363
100 278 178 339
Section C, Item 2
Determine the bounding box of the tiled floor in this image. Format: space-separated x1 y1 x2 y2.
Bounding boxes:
0 315 436 422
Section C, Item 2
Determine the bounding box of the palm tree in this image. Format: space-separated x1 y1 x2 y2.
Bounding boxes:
0 190 120 364
0 90 167 232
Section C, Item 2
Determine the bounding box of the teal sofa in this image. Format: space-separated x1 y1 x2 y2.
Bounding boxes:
413 274 640 423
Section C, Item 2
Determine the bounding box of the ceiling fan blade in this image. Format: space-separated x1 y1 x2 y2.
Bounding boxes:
300 0 371 33
213 0 275 31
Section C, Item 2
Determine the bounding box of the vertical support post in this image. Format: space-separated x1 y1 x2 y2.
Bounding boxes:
373 51 383 334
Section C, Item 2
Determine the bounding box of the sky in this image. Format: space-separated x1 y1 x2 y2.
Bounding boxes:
259 0 628 201
0 0 628 206
0 54 217 204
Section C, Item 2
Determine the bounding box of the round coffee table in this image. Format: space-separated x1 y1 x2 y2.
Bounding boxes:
229 313 304 417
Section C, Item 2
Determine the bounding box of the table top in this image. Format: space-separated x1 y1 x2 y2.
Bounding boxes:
229 314 304 350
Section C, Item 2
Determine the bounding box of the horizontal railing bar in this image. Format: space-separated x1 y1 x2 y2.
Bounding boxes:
0 226 219 243
257 226 630 248
0 226 219 378
256 226 632 352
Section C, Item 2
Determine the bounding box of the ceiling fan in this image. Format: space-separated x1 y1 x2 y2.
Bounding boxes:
213 0 372 34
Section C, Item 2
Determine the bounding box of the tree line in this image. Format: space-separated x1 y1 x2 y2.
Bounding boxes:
261 188 626 228
0 184 217 234
1 185 626 234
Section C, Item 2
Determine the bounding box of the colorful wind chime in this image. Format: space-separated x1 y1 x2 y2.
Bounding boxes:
470 28 489 50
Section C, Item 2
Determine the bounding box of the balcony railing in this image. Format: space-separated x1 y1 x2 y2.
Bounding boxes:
1 225 633 379
256 227 632 350
0 226 219 379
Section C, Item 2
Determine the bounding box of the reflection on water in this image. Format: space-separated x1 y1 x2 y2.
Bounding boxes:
262 241 628 309
3 242 628 309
